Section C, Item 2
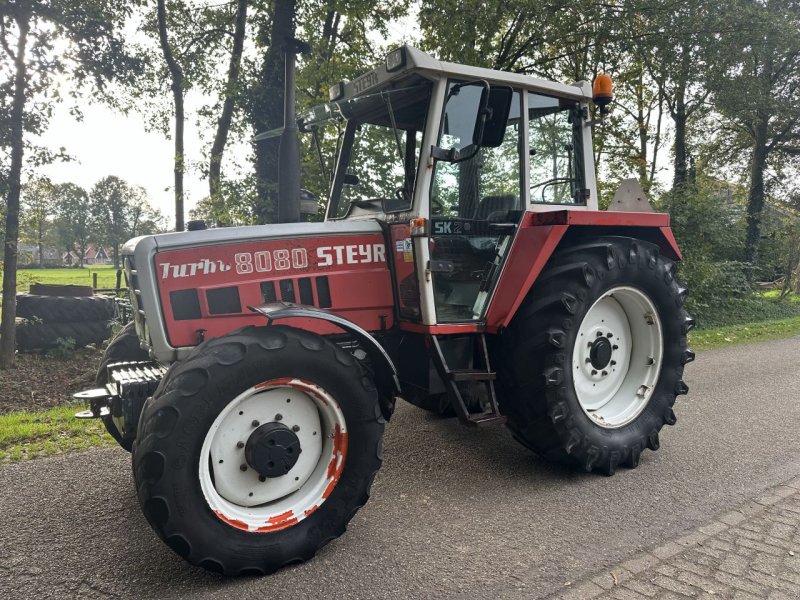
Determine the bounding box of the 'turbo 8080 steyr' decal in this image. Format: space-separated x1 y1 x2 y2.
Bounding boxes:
158 242 386 280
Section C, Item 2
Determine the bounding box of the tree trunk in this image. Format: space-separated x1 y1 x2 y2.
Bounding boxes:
157 0 185 232
251 0 295 225
37 226 43 268
672 93 688 190
744 115 770 265
0 15 30 369
209 0 248 221
635 71 648 189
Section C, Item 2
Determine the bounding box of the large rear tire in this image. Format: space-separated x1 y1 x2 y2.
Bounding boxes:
96 322 149 452
17 293 114 322
15 320 111 351
496 237 694 475
132 325 384 575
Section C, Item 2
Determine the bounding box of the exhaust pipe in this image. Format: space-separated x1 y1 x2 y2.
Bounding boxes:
278 37 310 223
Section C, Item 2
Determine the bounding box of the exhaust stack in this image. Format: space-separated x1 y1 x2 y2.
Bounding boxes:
278 37 310 223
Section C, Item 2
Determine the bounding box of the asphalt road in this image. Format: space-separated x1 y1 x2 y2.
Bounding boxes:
2 336 800 600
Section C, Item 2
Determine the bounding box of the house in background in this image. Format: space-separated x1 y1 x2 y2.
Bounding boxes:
18 243 61 266
62 244 113 266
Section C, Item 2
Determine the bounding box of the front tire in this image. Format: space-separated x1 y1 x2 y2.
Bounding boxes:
132 325 384 575
497 237 694 474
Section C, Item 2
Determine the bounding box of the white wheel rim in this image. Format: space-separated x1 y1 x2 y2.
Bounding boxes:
572 286 663 429
199 378 347 532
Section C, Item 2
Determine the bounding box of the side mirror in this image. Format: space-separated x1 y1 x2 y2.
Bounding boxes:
473 85 513 148
432 81 514 163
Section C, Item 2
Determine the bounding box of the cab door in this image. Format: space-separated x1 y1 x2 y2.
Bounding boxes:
426 84 524 323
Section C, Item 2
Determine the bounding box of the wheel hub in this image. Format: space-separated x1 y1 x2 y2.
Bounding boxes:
571 287 664 429
245 422 301 478
589 336 613 370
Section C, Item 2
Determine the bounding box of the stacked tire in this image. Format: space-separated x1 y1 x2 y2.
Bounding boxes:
15 284 114 352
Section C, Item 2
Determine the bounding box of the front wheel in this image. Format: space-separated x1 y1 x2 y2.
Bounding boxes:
497 237 694 474
132 325 384 575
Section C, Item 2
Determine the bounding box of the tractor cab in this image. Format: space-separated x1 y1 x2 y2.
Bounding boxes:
304 46 598 329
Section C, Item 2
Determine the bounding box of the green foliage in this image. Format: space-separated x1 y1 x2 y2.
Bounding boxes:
47 336 77 359
51 182 93 261
90 176 164 266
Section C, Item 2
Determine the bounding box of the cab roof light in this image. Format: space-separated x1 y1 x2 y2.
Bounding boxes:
592 73 613 111
385 47 406 72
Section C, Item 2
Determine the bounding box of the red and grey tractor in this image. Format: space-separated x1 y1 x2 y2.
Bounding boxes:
76 44 693 575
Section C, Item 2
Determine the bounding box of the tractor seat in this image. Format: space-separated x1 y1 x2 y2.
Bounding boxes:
474 195 518 221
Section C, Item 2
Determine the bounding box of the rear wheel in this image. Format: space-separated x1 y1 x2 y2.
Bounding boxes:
132 325 384 575
496 237 694 474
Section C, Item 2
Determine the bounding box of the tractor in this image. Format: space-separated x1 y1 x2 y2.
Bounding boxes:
75 44 693 575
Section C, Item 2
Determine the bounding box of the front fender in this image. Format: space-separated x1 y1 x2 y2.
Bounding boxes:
250 302 400 420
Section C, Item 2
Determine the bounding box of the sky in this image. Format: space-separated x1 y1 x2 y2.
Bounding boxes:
36 97 243 229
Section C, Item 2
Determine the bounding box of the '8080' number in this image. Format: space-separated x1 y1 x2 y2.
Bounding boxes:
234 248 308 274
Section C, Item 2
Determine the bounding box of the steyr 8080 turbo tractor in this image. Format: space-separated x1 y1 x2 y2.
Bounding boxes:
76 45 693 575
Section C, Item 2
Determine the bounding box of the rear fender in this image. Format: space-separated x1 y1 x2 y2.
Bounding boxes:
251 302 400 420
484 211 681 332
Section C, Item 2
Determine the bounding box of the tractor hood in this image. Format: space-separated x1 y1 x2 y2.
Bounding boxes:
121 219 393 363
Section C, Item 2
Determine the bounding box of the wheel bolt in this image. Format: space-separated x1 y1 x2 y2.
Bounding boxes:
258 475 266 482
275 414 283 421
236 441 244 449
606 332 613 338
251 420 260 427
610 360 616 366
601 370 608 376
292 425 300 432
240 464 248 472
612 345 618 350
596 331 603 337
591 369 597 375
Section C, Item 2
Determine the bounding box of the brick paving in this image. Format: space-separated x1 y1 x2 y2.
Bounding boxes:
551 476 800 600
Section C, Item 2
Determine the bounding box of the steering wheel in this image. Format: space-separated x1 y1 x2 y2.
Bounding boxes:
531 177 574 201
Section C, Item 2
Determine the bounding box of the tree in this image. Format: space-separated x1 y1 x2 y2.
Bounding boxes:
208 0 248 211
0 0 134 368
128 185 166 236
91 176 134 268
52 182 93 265
711 0 800 264
156 0 187 232
20 177 54 267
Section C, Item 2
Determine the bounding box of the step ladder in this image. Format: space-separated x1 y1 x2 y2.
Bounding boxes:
429 334 504 426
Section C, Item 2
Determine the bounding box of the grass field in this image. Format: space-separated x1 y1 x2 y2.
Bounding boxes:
0 404 114 461
13 266 121 292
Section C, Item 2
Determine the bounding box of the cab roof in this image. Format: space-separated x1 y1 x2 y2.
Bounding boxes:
337 45 592 104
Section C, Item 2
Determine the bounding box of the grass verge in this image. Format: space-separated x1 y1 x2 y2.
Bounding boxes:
689 315 800 351
0 404 115 462
14 265 119 292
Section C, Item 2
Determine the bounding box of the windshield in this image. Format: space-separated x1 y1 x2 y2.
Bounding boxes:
316 79 432 219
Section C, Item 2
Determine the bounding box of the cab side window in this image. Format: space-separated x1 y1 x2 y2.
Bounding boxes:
528 92 585 205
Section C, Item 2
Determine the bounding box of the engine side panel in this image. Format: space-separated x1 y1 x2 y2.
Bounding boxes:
154 233 394 348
